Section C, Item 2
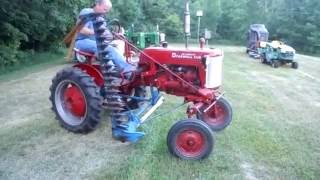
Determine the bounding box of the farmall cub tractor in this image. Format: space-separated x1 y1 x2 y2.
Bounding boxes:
50 6 232 161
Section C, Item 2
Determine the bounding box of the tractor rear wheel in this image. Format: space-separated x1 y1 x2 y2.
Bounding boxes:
167 119 214 160
49 67 102 133
292 62 299 69
260 54 267 64
197 97 233 131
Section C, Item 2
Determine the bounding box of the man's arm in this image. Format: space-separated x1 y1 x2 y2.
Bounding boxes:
79 26 94 36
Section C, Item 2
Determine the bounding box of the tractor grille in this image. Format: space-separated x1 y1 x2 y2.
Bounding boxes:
280 52 294 60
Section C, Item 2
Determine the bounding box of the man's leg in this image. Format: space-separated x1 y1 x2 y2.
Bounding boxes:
75 39 97 53
106 46 135 73
76 39 134 74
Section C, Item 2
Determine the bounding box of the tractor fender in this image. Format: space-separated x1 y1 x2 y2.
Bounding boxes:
73 64 104 87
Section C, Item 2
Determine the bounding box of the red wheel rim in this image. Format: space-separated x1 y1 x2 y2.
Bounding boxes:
175 129 206 157
63 84 86 117
203 103 226 126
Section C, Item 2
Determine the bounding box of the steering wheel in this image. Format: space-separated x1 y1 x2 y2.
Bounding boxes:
107 19 121 34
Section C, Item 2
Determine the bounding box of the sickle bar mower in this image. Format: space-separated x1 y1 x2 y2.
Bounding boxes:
49 14 232 160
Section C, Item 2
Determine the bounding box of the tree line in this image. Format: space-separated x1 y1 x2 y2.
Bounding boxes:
1 0 319 68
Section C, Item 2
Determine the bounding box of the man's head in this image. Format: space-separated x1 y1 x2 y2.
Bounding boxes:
79 8 94 18
93 0 112 14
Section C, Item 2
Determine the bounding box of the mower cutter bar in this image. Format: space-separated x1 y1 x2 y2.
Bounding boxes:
140 96 164 124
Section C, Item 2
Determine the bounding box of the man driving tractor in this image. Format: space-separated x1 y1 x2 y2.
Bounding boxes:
75 0 134 77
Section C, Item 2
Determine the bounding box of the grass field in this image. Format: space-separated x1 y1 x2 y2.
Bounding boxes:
0 45 319 180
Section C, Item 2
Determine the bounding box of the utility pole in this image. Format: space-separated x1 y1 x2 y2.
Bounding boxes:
196 10 203 39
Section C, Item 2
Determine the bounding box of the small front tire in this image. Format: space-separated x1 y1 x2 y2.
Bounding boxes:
167 119 214 160
292 62 299 69
197 97 233 131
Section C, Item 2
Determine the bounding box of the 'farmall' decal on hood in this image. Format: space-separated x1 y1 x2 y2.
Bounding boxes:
171 52 202 60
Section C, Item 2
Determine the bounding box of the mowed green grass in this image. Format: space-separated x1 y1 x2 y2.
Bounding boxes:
0 46 319 180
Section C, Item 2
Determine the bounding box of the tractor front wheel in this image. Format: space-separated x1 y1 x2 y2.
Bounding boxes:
49 67 102 133
292 62 299 69
271 61 281 68
167 119 214 160
197 97 233 131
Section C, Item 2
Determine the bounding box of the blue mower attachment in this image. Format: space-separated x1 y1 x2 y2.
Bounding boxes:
112 87 164 143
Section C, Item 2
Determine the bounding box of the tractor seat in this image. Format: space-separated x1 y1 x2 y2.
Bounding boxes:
73 48 97 63
73 48 138 76
73 48 96 58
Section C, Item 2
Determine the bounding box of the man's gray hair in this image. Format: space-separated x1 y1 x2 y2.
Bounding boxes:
95 0 109 4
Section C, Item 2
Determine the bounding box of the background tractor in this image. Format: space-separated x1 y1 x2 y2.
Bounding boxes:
246 24 269 55
125 29 161 49
259 41 298 69
50 2 232 160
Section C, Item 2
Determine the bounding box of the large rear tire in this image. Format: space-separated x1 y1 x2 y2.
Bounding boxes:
167 119 214 160
260 54 267 64
49 67 103 133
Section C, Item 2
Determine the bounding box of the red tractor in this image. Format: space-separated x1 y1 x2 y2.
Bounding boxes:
50 12 232 160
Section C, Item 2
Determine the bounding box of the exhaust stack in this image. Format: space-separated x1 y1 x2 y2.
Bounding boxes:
184 1 191 48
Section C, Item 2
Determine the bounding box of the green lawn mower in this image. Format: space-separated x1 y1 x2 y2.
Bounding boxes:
258 41 298 69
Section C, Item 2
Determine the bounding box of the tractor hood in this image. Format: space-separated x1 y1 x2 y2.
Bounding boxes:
279 45 295 54
140 47 224 89
142 47 223 62
269 41 295 54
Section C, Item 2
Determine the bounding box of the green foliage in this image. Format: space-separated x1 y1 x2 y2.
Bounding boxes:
162 14 183 37
217 0 320 54
217 0 249 41
0 0 85 69
109 0 141 28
